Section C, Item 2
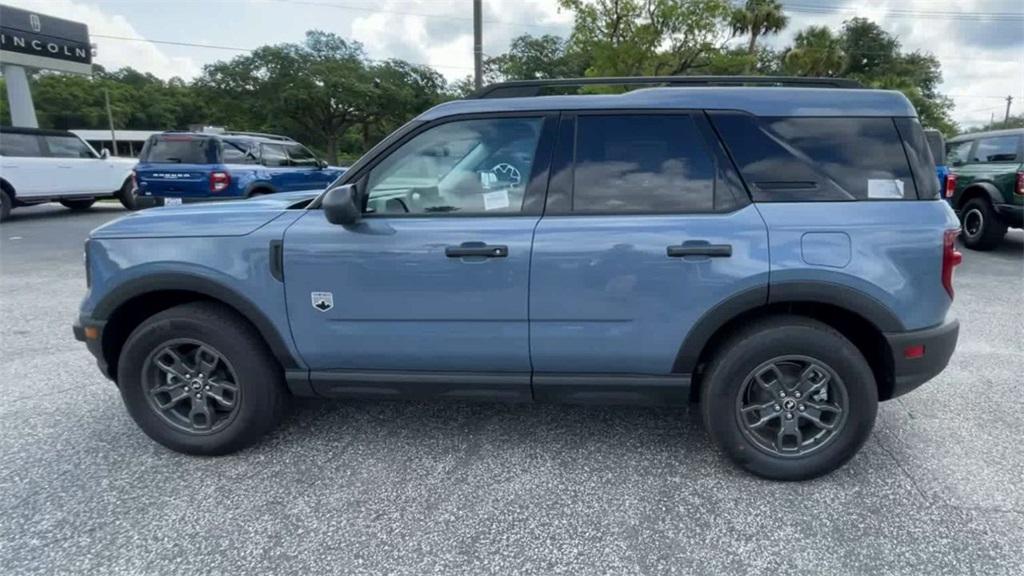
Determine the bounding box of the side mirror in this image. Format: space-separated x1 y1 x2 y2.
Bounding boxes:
317 159 329 170
100 148 111 159
322 184 361 225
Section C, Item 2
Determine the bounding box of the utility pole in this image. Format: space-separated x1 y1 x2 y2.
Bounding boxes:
1005 95 1014 126
473 0 483 91
104 88 118 156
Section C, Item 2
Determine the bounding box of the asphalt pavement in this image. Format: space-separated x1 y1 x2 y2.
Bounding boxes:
1 202 1022 575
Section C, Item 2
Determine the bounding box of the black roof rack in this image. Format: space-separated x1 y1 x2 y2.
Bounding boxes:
471 76 863 99
221 131 295 142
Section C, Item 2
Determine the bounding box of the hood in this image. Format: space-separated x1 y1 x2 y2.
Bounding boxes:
91 189 322 239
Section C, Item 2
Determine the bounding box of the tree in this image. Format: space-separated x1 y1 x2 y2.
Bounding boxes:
783 26 846 77
484 34 589 82
730 0 788 69
558 0 734 77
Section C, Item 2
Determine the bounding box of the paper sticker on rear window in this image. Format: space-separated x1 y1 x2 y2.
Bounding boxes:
867 179 905 199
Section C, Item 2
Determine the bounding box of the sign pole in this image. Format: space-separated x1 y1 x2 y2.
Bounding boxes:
1 63 38 127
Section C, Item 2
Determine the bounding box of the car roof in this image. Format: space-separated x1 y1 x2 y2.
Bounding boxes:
0 126 77 137
416 87 917 121
948 127 1024 143
155 132 294 144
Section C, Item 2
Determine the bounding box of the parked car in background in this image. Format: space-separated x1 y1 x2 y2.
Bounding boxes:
75 77 963 481
924 128 949 191
0 126 142 222
133 131 345 205
944 128 1024 250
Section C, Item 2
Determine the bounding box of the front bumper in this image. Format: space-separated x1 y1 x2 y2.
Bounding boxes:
995 203 1023 228
883 318 959 399
73 316 112 381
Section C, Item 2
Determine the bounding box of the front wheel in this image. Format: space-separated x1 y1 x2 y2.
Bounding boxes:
959 197 1006 251
59 198 96 210
701 316 878 480
117 302 289 455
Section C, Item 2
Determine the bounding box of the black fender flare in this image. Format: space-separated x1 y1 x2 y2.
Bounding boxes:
672 281 903 374
955 181 1002 210
93 272 300 370
244 181 278 197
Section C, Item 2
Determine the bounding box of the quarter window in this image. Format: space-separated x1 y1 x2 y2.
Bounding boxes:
572 115 715 213
366 117 543 215
946 141 973 166
971 136 1019 163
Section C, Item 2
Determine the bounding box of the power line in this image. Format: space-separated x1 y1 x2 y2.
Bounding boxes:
782 2 1024 22
267 0 568 30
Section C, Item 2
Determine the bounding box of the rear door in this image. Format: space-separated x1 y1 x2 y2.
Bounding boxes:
260 143 292 191
529 112 770 395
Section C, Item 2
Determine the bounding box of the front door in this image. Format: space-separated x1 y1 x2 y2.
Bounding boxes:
529 113 770 384
283 114 556 385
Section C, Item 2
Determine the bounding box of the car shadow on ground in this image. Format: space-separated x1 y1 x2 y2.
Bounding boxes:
2 203 126 224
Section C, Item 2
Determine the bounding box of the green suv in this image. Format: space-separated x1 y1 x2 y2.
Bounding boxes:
945 128 1024 250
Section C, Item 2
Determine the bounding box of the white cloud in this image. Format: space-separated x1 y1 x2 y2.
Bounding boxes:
1 0 200 79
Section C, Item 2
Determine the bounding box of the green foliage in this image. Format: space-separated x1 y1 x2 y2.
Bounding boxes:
558 0 734 77
730 0 788 58
483 34 590 82
782 26 846 77
961 114 1024 134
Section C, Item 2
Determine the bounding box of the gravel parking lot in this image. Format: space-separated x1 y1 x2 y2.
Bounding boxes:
1 203 1022 575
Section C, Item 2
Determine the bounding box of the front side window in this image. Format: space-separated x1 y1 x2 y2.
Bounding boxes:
43 135 95 159
572 115 716 213
0 133 43 157
261 144 289 167
286 144 318 167
971 136 1019 163
366 117 543 215
947 140 973 166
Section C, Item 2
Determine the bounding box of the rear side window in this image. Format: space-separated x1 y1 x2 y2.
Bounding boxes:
971 135 1020 163
947 140 973 166
143 136 211 164
0 133 43 157
711 113 917 201
572 115 715 213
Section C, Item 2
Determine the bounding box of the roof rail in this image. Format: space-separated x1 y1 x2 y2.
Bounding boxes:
471 76 863 99
221 131 295 142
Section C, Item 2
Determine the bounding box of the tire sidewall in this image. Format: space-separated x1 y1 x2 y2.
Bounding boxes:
960 198 1005 250
703 322 878 480
118 311 282 455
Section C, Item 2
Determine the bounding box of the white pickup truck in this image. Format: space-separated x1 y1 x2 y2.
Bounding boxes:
0 126 144 222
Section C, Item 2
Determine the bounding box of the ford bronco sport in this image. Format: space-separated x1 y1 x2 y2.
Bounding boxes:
74 77 962 480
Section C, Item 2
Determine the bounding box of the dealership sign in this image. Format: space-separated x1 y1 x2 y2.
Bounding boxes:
0 4 92 74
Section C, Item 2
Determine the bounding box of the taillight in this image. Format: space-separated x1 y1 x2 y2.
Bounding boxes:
1016 171 1023 196
944 173 957 198
942 229 962 299
209 171 231 193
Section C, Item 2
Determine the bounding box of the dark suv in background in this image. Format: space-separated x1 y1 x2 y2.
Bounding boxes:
945 128 1023 250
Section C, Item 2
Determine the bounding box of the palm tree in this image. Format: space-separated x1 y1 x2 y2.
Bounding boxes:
783 26 847 77
730 0 790 56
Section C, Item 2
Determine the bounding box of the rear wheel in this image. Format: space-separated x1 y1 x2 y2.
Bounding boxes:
117 302 289 455
701 316 878 480
960 197 1006 251
59 198 96 210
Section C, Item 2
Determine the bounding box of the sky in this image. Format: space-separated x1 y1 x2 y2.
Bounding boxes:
2 0 1022 128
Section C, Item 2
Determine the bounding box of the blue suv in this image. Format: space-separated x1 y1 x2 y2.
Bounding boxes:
74 77 962 480
134 131 345 203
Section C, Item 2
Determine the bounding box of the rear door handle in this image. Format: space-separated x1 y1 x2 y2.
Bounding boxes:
445 242 508 258
667 243 732 257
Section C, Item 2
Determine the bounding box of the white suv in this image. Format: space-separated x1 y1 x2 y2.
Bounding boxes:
0 126 142 221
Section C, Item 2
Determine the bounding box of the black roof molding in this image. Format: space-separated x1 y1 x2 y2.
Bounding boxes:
471 76 863 99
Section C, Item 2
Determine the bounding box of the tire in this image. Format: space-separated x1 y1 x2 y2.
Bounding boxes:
117 302 289 455
59 198 96 210
118 178 161 210
0 189 11 222
700 315 878 481
959 197 1006 251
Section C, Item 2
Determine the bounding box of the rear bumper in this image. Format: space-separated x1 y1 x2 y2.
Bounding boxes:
883 318 959 399
995 203 1023 228
73 316 113 381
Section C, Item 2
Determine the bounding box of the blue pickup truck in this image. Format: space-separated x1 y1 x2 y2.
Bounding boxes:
76 77 962 480
134 131 345 203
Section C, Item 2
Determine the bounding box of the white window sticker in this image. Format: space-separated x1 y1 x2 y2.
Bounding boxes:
867 179 905 199
483 189 510 211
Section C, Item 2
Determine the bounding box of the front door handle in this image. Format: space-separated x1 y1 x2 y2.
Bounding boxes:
667 243 732 258
445 242 508 258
